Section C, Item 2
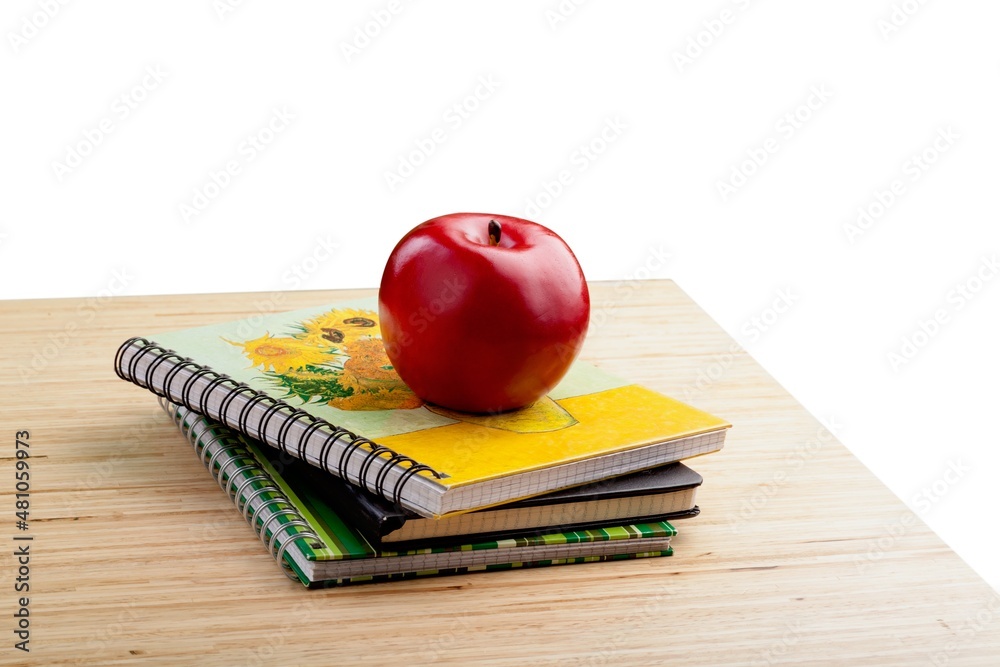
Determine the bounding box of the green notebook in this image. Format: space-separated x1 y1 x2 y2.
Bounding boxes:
161 401 676 587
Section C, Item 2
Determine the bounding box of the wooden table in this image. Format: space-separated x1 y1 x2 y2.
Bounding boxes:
2 280 997 665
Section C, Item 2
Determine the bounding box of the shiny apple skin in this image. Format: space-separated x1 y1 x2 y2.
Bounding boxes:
378 213 590 413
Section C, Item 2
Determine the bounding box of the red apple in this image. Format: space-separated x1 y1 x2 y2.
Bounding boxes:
378 213 590 413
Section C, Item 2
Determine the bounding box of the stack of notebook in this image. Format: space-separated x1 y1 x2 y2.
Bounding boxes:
114 298 730 587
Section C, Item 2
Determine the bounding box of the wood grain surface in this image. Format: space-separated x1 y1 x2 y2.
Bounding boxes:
1 280 997 666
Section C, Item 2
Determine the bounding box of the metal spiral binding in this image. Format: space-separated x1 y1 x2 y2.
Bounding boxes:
275 409 316 458
357 445 392 495
296 420 328 463
116 337 445 508
161 400 322 583
257 400 292 449
217 463 257 498
232 475 271 515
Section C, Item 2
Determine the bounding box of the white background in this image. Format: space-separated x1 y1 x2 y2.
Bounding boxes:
2 2 997 592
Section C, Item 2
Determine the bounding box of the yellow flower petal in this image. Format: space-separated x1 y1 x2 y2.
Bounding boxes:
228 333 333 373
297 308 381 348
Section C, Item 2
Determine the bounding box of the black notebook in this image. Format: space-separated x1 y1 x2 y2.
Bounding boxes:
315 462 702 549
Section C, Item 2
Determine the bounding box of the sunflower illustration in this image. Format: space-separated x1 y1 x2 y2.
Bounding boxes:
330 336 422 410
339 337 398 387
228 333 335 373
226 308 422 411
296 308 380 349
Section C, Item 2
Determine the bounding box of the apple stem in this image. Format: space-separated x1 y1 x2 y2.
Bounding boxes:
488 219 501 246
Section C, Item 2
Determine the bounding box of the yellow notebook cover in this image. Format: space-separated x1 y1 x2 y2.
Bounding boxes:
117 296 730 517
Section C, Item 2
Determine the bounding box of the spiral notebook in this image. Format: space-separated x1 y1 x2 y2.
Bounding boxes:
162 401 677 587
115 296 730 519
